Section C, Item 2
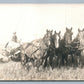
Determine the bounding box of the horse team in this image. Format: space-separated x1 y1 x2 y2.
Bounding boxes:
20 27 84 69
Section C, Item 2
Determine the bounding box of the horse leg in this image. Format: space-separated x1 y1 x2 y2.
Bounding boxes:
53 50 56 68
72 54 74 67
42 50 48 68
44 56 48 68
68 53 73 67
57 55 59 67
80 55 84 68
52 51 55 69
49 55 53 69
67 55 72 67
53 56 57 68
61 55 64 66
21 53 28 65
77 56 80 67
54 49 58 68
74 55 78 68
63 54 67 66
65 54 68 67
78 56 81 66
57 53 62 68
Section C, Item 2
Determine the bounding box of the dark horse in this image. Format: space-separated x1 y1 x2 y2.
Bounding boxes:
43 30 62 69
50 30 61 68
58 27 73 67
46 28 73 68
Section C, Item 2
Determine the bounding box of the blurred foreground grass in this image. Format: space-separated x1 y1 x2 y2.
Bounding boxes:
0 61 84 80
0 44 83 80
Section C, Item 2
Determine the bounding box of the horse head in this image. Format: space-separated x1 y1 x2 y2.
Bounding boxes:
43 29 52 48
54 30 61 48
64 27 73 45
77 28 84 46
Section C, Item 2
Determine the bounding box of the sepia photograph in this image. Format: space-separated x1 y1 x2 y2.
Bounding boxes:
0 3 84 80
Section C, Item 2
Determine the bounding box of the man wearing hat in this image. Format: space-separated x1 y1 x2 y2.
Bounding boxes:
12 32 17 42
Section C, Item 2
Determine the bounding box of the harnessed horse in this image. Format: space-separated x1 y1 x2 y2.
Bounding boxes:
59 27 73 66
75 28 84 67
48 28 73 68
20 29 52 69
50 30 61 68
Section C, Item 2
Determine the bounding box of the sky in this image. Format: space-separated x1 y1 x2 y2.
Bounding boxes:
0 4 84 44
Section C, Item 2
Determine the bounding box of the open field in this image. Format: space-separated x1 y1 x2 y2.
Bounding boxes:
0 44 84 80
0 60 84 80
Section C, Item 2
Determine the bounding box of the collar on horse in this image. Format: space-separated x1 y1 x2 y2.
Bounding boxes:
65 43 72 48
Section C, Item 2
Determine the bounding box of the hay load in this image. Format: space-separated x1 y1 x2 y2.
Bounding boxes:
2 41 21 61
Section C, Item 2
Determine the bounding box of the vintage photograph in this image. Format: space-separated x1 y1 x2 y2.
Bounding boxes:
0 4 84 80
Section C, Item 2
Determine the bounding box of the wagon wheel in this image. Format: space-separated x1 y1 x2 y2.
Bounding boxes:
21 53 28 65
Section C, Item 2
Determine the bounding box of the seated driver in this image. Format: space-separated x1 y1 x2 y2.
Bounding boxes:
12 32 17 43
